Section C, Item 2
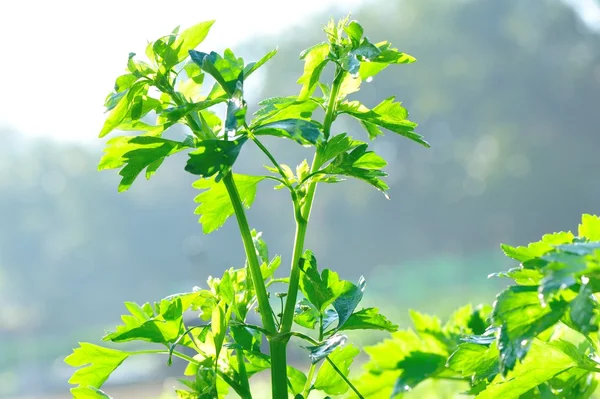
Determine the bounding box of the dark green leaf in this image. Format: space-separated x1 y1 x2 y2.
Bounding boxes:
338 308 398 332
65 343 129 388
332 276 365 330
314 345 360 395
569 284 599 334
192 174 265 234
98 136 190 192
189 49 244 96
185 137 247 179
297 43 330 100
254 118 323 145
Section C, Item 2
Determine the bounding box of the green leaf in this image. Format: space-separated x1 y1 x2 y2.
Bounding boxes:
162 98 226 123
344 21 363 45
321 133 364 163
71 387 113 399
492 286 569 374
65 343 129 388
243 48 278 78
569 284 599 335
338 97 428 146
99 83 147 137
305 334 347 364
174 21 215 62
314 345 360 395
447 342 499 384
192 174 265 234
189 49 245 96
338 308 398 332
103 298 186 345
211 303 226 359
579 214 600 241
332 276 365 329
475 340 576 399
294 298 320 329
254 118 323 145
98 136 189 192
297 43 330 100
500 231 575 262
358 41 417 81
321 144 389 196
287 366 307 395
251 96 319 126
392 351 448 395
299 250 353 313
185 137 248 179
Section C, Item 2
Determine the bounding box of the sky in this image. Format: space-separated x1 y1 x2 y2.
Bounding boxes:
1 0 599 144
0 0 365 144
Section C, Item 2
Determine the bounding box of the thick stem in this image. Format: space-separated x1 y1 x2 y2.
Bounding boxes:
270 339 290 399
222 173 277 334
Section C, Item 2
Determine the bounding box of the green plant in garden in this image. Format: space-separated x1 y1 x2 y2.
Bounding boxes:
65 17 426 399
357 214 600 398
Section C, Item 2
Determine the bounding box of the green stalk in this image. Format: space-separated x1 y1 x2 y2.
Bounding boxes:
222 173 277 334
271 66 346 399
280 66 345 335
270 337 289 399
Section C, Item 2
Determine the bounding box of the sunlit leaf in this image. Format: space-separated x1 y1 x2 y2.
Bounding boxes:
98 136 190 192
192 174 265 234
297 42 330 100
338 308 398 332
174 21 215 62
314 345 360 395
337 97 427 146
65 343 129 388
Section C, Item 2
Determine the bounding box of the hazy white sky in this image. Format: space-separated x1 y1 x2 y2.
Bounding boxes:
2 0 598 144
0 0 365 143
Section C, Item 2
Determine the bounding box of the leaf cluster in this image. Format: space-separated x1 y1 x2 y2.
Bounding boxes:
359 214 600 398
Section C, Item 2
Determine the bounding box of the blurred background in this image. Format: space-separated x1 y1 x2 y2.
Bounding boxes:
1 0 600 397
